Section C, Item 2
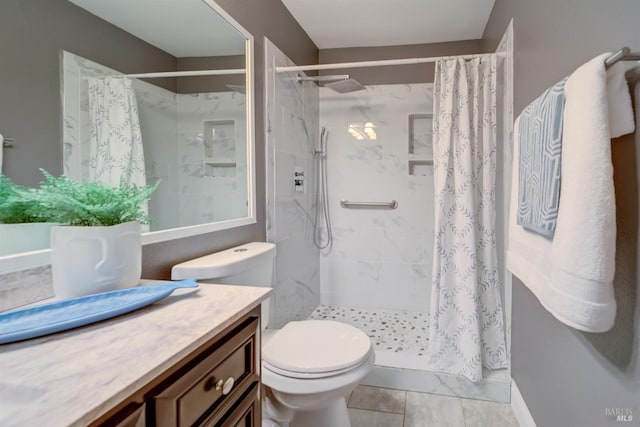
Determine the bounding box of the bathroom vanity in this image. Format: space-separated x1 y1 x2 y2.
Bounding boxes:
0 283 271 426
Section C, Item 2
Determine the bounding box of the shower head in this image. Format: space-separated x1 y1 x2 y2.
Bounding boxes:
324 78 366 93
297 74 349 83
296 73 366 93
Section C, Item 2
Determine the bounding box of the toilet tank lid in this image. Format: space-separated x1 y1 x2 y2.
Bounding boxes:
171 242 276 280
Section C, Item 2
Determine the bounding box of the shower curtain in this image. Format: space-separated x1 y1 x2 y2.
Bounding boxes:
87 77 146 188
87 77 148 225
427 56 507 382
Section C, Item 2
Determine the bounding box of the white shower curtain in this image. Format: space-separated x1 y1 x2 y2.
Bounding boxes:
87 77 146 188
88 77 148 226
427 56 507 382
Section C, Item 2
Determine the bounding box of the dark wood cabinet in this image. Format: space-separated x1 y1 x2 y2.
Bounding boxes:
93 307 261 427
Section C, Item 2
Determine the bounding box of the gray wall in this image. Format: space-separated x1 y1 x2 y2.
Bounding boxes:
142 0 318 278
483 2 640 426
176 55 246 93
0 0 177 188
319 40 484 84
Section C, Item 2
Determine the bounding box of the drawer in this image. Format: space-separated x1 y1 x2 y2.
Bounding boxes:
154 317 259 427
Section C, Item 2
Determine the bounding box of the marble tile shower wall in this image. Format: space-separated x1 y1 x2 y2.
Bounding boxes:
176 92 248 227
135 84 178 231
319 84 435 312
265 38 321 328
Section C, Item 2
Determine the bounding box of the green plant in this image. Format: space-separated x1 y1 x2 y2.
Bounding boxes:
0 174 50 223
36 170 159 226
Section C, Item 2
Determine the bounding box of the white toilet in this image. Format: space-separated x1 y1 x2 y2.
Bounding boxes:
171 242 374 427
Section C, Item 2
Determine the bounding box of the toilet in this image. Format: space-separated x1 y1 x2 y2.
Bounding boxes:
171 242 374 427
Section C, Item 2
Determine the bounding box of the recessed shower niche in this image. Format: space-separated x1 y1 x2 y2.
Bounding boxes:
204 120 237 177
408 113 433 176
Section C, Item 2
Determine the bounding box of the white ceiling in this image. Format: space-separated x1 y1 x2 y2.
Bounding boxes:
69 0 246 57
280 0 496 49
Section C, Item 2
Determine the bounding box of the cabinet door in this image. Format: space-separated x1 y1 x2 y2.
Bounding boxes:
202 382 259 427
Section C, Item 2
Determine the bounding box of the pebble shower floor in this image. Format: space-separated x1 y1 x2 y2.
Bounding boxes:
308 305 431 370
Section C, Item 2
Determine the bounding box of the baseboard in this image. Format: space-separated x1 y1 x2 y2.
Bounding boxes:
511 379 537 427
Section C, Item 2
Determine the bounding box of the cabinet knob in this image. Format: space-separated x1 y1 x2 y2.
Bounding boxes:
222 377 235 395
204 376 234 394
204 377 224 392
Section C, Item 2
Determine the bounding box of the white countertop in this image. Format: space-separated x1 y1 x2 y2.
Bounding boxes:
0 282 271 427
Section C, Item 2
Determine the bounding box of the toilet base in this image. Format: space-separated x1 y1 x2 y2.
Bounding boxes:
289 397 350 427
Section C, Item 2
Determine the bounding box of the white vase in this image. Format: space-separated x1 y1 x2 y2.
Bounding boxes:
51 221 142 298
0 223 57 256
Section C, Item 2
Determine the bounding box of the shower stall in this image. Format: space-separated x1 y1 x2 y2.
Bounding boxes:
265 23 513 402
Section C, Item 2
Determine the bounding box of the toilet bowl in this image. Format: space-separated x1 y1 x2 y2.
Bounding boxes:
171 242 374 427
262 320 375 427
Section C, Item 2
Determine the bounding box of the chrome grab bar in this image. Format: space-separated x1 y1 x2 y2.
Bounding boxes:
339 200 398 210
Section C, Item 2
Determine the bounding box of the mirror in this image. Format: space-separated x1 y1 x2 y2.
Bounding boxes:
0 0 255 265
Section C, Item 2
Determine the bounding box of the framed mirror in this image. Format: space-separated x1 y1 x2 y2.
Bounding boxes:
0 0 256 271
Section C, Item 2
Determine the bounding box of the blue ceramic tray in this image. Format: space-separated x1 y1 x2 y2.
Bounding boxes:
0 280 199 344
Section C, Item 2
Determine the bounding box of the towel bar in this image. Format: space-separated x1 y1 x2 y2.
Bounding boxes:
605 47 640 68
340 200 398 210
2 137 14 148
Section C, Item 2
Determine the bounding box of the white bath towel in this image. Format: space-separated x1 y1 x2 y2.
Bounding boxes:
508 54 635 333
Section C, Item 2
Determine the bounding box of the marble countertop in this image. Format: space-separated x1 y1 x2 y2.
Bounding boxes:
0 282 271 427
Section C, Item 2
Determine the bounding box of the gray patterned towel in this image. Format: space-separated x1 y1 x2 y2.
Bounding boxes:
517 77 568 238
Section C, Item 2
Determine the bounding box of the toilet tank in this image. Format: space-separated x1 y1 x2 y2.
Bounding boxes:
171 242 275 328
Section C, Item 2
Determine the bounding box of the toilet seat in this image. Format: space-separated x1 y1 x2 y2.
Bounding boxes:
263 347 374 379
262 320 372 379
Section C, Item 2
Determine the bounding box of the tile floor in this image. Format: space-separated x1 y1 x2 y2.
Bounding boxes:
346 385 519 427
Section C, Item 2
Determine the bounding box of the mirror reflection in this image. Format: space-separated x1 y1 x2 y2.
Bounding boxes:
0 0 253 257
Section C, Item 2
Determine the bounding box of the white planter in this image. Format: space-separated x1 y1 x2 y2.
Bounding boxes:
0 223 57 256
51 221 142 298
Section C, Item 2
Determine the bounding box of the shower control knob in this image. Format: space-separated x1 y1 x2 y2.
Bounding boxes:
294 166 305 192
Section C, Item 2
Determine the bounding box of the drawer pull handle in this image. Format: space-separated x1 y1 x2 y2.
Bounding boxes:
222 377 235 395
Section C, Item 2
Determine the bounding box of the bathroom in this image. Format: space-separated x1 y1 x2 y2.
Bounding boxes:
1 0 639 426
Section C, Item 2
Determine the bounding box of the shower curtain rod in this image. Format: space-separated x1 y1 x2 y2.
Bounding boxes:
277 47 639 73
81 69 246 79
275 52 498 73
